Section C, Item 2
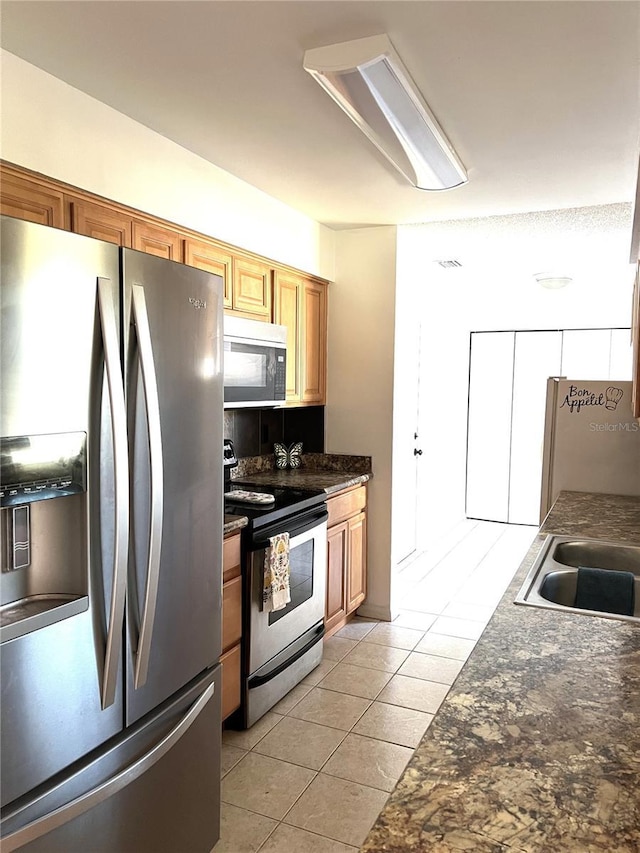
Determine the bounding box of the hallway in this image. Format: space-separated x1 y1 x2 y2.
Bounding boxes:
215 520 536 852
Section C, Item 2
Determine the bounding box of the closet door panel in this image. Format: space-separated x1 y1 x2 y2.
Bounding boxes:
508 331 562 525
561 330 611 379
466 333 514 522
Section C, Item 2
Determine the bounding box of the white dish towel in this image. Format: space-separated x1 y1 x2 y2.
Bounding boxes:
263 532 291 612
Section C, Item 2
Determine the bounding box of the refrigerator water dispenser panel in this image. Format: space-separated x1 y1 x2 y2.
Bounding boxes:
0 432 87 507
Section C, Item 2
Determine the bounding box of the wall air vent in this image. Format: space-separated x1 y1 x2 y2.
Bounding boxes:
435 260 462 268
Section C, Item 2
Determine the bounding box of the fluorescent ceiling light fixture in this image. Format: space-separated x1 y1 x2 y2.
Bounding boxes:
534 271 572 289
303 34 467 191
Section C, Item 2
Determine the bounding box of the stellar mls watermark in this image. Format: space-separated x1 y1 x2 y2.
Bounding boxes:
589 422 639 432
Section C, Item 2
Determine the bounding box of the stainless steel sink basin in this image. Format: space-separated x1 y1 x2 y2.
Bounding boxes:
515 535 640 624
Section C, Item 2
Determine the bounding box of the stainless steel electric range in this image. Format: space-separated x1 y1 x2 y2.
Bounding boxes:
223 442 327 728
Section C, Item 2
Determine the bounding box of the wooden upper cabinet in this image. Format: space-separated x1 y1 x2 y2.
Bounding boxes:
184 238 232 308
70 200 132 247
302 279 327 404
0 169 64 228
273 271 302 401
273 272 327 405
0 165 330 406
133 220 183 261
233 257 271 318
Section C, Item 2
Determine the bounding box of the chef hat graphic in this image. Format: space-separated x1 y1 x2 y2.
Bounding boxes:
605 386 623 411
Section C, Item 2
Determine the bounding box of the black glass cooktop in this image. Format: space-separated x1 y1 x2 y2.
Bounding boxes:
224 483 326 529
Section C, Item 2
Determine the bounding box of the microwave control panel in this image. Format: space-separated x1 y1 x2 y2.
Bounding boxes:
275 354 286 395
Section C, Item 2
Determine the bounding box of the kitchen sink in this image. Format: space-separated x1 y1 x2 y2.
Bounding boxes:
515 535 640 624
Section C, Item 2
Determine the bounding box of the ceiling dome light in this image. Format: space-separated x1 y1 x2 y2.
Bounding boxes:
303 34 467 191
534 272 572 289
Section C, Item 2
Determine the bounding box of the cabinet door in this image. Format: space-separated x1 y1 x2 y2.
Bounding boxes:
222 575 242 653
508 331 562 524
326 521 348 634
133 220 183 261
220 644 241 721
0 170 64 228
184 238 232 308
274 271 302 402
223 533 241 584
302 280 327 403
560 329 612 379
346 512 367 612
233 257 271 318
70 200 132 247
466 332 515 522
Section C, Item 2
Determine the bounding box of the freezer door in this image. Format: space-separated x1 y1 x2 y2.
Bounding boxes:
1 218 124 805
0 667 221 853
122 249 223 724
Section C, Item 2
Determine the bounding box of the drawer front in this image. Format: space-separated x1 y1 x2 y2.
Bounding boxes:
327 485 367 527
222 575 242 652
220 643 241 721
223 532 241 583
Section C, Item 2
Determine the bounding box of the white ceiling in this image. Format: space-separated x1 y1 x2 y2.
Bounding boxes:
1 1 639 230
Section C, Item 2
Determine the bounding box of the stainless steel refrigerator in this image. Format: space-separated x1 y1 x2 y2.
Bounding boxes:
0 216 224 852
540 377 640 522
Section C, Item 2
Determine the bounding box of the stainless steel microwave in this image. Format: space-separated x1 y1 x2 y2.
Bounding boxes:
223 316 287 408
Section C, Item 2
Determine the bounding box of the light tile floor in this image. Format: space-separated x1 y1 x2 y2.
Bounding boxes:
213 519 535 853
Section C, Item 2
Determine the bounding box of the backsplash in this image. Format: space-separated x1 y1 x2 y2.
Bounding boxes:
223 406 325 458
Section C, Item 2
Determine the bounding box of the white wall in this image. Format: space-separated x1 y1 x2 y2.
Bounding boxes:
0 51 335 280
398 204 636 548
326 227 398 621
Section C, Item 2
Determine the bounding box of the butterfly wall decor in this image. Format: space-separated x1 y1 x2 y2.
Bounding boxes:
274 441 303 470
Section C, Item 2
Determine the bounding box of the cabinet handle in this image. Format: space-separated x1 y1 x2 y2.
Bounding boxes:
414 448 423 456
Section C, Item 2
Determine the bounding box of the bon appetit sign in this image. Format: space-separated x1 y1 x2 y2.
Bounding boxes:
560 384 624 414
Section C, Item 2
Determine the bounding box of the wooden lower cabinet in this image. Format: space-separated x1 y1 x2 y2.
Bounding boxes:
221 531 242 721
326 521 348 630
220 644 242 722
325 486 367 636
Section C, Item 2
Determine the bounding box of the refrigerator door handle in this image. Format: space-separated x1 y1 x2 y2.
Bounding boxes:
0 682 215 853
97 277 129 710
130 283 164 689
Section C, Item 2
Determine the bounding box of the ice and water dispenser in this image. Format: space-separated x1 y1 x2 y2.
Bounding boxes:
0 431 89 642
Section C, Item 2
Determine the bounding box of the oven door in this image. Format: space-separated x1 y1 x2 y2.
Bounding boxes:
248 508 327 675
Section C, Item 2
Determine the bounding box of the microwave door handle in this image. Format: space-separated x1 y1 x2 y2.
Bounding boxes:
97 278 129 710
130 284 164 689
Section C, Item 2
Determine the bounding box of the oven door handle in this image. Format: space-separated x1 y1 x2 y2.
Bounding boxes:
252 508 328 549
248 624 325 689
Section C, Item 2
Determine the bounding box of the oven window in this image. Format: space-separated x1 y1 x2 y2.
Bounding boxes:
269 538 314 625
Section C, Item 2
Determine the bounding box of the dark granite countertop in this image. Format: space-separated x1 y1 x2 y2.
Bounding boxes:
234 468 370 495
362 491 640 853
223 514 248 536
231 452 372 495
